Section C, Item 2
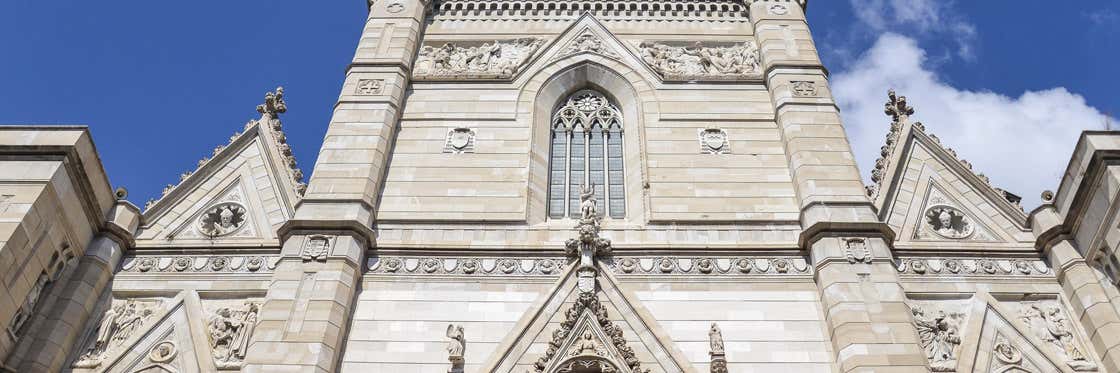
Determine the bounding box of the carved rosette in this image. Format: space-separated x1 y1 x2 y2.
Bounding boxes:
197 202 248 237
611 257 811 276
120 256 280 273
896 258 1050 277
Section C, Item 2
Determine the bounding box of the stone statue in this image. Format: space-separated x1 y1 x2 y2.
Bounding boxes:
708 323 725 355
199 203 247 237
1020 303 1096 371
8 273 49 337
579 184 598 220
925 206 974 239
446 324 465 361
570 331 600 357
911 306 962 372
74 299 156 368
208 302 260 368
638 41 760 80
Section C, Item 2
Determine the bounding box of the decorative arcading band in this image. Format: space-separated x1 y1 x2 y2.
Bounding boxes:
432 0 749 19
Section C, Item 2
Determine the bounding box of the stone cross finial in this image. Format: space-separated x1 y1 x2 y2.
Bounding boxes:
884 89 914 124
256 87 287 116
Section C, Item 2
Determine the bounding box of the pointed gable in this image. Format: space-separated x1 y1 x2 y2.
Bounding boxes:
867 90 1033 248
136 87 306 246
513 13 661 85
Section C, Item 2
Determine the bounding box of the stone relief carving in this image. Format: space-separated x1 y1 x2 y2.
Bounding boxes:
768 3 789 15
207 301 259 369
911 305 965 371
446 324 466 373
149 340 178 364
73 299 161 368
612 257 811 275
198 202 248 237
1017 301 1097 371
368 257 567 276
555 32 620 60
356 79 384 95
413 38 543 80
568 330 607 358
699 128 730 154
565 188 613 293
302 235 332 262
709 323 727 373
791 80 818 97
896 258 1049 277
444 128 476 154
532 292 645 373
925 205 975 239
386 0 404 13
7 272 48 339
638 41 760 81
992 336 1033 373
121 255 280 273
843 238 871 263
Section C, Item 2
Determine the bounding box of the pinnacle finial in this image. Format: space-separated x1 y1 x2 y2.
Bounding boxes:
256 86 287 116
884 89 914 123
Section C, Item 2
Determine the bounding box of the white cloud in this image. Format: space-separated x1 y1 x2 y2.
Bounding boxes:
847 0 976 60
834 34 1113 209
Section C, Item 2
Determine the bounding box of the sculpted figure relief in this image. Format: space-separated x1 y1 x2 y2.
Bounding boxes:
911 305 963 371
925 205 974 239
414 38 543 79
74 299 157 368
198 202 247 237
638 41 760 80
208 302 260 368
1019 302 1097 371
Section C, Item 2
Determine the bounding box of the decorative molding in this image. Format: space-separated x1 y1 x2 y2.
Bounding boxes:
432 0 749 21
610 256 811 276
367 257 569 276
120 255 280 274
413 39 544 80
698 128 730 154
443 128 477 154
895 258 1051 277
638 41 761 81
1015 301 1098 371
356 79 384 95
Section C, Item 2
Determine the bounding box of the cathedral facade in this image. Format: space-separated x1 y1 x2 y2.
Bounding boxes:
2 1 1119 372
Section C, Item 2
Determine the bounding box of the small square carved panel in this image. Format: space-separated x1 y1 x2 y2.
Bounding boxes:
355 79 384 95
791 81 818 97
444 128 476 153
698 128 730 154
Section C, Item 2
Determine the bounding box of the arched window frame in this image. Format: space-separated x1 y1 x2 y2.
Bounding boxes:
548 90 625 219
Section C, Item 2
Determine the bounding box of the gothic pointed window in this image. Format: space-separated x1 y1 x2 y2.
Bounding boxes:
548 90 625 219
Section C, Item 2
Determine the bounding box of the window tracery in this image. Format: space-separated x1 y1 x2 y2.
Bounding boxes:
549 90 625 219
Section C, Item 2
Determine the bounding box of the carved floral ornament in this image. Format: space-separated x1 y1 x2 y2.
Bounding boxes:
197 202 248 237
413 38 544 80
925 205 974 239
121 255 280 273
637 41 761 81
897 258 1050 276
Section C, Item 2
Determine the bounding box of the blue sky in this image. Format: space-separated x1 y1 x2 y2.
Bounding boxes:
1 0 1116 209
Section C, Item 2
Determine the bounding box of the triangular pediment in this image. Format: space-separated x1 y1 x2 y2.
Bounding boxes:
909 293 1099 373
136 117 304 246
482 263 694 373
515 14 662 86
69 294 206 373
875 125 1033 248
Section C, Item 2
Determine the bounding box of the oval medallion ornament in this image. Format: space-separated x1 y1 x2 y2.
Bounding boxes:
925 205 974 239
198 202 248 237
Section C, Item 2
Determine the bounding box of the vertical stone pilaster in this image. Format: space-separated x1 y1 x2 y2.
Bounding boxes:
1050 240 1120 372
245 1 430 371
5 235 123 373
812 237 927 372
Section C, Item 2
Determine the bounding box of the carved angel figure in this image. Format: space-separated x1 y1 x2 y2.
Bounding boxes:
74 300 155 368
708 323 725 355
912 307 961 371
208 302 260 368
579 184 598 220
1021 303 1096 370
446 324 466 362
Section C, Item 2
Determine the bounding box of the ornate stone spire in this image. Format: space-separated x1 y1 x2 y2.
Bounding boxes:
884 89 914 124
564 184 612 294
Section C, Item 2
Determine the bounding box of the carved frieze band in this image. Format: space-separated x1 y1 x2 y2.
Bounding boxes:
896 258 1051 277
610 257 811 276
413 38 544 80
119 255 280 274
367 257 570 276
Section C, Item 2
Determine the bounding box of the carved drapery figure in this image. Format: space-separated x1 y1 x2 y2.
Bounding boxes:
446 324 465 361
208 302 260 368
911 306 962 372
579 185 598 220
74 299 157 368
414 38 543 79
708 323 725 355
198 202 247 237
8 272 48 338
924 205 974 239
1020 303 1097 371
638 41 760 80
